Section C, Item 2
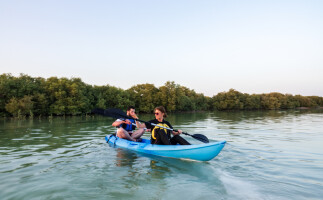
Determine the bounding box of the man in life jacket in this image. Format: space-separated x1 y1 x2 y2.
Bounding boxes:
112 106 145 142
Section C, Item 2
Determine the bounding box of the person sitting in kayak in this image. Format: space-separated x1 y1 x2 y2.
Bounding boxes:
112 106 145 142
141 106 190 145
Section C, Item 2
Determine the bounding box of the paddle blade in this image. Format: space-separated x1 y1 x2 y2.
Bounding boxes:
91 108 106 116
192 134 209 143
92 108 128 119
104 108 130 119
182 132 209 143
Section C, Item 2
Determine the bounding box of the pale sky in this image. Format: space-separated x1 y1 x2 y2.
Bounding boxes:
1 0 322 97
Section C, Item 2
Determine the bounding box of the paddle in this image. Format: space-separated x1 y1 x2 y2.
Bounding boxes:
92 108 209 143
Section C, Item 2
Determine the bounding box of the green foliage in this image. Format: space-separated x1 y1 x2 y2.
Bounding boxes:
156 81 178 112
127 83 158 113
0 73 322 117
176 86 196 111
5 96 34 117
93 85 132 111
211 89 323 111
213 89 245 110
261 93 281 110
244 94 261 110
0 73 44 115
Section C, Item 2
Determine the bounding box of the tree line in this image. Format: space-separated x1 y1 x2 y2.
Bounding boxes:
0 73 322 117
212 89 323 110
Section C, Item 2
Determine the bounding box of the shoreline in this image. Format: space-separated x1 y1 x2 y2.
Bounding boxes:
1 107 323 120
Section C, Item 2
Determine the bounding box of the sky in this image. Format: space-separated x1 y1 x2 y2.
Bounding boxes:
1 0 322 97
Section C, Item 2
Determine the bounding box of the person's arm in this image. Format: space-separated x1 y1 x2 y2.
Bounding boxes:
112 119 131 127
130 113 147 129
144 120 155 130
135 120 147 129
168 121 182 135
172 129 182 135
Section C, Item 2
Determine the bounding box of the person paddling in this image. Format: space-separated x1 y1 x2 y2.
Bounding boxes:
112 106 145 142
140 106 190 145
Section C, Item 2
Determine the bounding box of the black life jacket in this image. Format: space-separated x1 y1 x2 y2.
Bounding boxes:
150 123 171 144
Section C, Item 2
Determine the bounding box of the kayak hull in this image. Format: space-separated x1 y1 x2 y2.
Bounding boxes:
105 134 226 161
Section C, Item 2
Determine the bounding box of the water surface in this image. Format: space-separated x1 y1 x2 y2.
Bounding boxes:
0 110 322 199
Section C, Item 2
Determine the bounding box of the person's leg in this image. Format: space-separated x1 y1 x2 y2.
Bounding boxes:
170 135 191 145
116 128 135 141
152 129 171 145
131 128 145 139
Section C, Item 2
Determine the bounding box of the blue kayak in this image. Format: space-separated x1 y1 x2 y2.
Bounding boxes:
105 134 226 161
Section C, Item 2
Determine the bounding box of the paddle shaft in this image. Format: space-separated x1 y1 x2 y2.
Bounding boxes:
122 117 192 136
127 118 208 142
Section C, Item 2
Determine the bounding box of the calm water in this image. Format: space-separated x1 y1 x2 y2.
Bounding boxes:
1 110 323 200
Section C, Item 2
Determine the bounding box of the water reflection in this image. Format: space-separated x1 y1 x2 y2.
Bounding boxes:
209 109 323 123
113 147 174 181
114 148 138 167
110 145 222 183
106 146 228 199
